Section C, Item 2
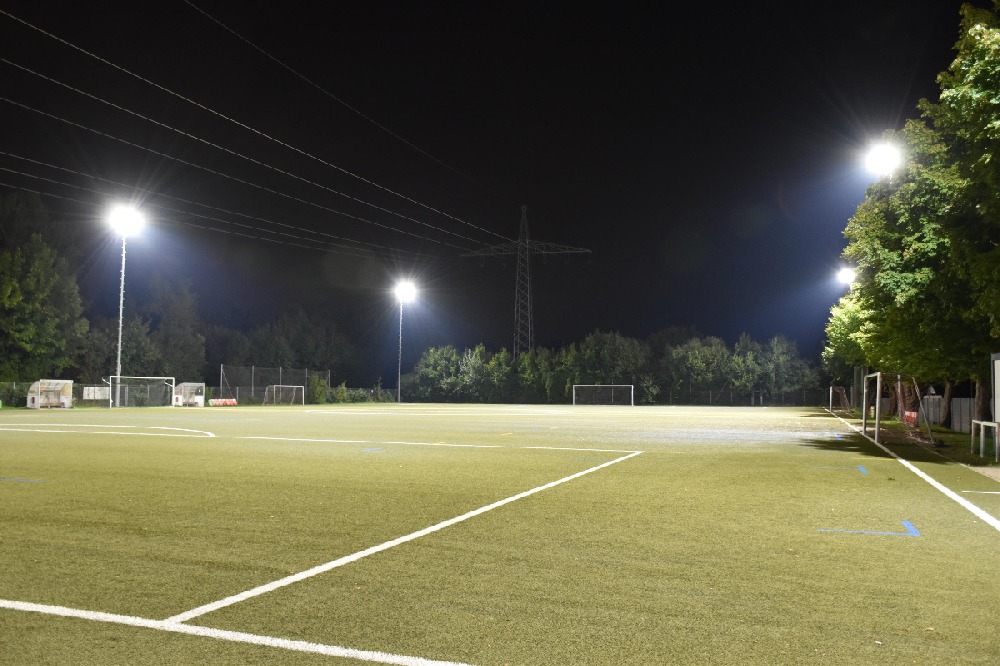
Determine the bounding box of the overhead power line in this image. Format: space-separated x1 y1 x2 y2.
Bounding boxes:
183 0 520 211
2 96 473 251
0 152 422 258
3 58 490 249
1 8 513 245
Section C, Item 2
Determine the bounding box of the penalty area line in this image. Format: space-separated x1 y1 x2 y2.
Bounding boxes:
167 450 643 623
0 599 473 666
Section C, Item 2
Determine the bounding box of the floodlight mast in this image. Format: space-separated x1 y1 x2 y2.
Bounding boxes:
108 204 145 407
394 281 417 403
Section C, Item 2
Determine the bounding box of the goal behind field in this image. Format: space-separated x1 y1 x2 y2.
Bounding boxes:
263 384 305 405
861 372 936 446
572 384 634 406
110 376 175 408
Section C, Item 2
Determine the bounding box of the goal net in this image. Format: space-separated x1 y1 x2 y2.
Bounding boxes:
572 384 634 406
110 376 175 408
828 386 850 412
263 384 305 405
861 372 936 446
26 379 73 408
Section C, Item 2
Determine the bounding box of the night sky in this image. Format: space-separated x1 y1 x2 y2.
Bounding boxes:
0 1 973 377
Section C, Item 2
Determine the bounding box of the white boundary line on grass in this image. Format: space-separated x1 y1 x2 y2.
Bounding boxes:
828 411 1000 532
0 599 474 666
238 435 502 449
0 425 216 437
166 449 643 623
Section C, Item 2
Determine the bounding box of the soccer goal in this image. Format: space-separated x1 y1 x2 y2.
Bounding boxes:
26 379 73 408
572 384 634 406
861 372 936 445
109 376 175 408
263 384 305 405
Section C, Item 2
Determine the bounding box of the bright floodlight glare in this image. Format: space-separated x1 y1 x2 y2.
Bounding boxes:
395 280 417 303
837 267 856 285
108 204 145 237
865 143 902 177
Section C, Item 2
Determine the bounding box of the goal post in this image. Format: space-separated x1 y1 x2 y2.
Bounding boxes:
572 384 635 406
861 371 936 445
109 376 175 408
263 384 305 405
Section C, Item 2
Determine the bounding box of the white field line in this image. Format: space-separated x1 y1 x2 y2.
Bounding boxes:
305 408 574 416
237 436 640 454
0 599 473 666
238 436 502 449
0 425 216 437
828 411 1000 532
167 450 643 624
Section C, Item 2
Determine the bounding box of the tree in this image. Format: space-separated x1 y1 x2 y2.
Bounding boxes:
922 3 1000 337
411 345 461 402
578 330 651 386
667 336 731 402
0 234 88 380
731 332 764 401
484 347 516 402
148 280 205 382
762 336 813 403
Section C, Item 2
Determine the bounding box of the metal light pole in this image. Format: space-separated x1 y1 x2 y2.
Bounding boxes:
394 280 417 404
108 204 145 407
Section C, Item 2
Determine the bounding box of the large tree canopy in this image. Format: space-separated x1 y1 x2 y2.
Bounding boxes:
825 2 1000 416
0 233 88 380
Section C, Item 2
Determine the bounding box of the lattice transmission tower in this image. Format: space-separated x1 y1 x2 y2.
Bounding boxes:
463 205 590 358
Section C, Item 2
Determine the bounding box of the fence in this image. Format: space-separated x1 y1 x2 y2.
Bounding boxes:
663 386 829 407
217 365 331 402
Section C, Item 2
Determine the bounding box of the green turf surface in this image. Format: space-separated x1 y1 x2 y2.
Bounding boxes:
1 404 998 664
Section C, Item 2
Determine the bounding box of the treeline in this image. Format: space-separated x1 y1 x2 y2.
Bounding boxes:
0 191 364 385
823 5 1000 420
402 330 817 405
1 192 819 404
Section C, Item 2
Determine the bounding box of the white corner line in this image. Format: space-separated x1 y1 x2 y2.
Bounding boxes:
167 450 643 624
827 410 1000 532
0 599 473 666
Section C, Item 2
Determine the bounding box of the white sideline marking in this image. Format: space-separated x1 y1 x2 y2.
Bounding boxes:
0 599 473 666
238 436 502 449
828 412 1000 532
962 490 1000 495
167 450 643 623
239 437 638 455
0 425 216 437
306 408 574 416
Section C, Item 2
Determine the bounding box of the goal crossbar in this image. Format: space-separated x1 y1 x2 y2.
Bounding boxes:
263 384 305 405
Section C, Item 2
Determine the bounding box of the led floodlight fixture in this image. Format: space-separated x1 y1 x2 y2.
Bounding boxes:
395 280 417 303
108 204 145 238
865 143 902 178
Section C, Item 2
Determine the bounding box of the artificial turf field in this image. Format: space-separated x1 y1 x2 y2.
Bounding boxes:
1 404 998 665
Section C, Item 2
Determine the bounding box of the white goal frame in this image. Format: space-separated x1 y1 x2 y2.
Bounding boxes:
861 371 935 445
263 384 305 405
572 384 635 406
109 376 176 408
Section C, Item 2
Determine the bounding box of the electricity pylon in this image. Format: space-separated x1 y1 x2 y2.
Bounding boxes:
462 205 590 358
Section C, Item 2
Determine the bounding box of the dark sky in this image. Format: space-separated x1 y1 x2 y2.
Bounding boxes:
0 0 974 377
